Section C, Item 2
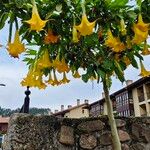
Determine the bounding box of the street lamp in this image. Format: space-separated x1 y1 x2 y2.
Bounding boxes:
0 84 6 86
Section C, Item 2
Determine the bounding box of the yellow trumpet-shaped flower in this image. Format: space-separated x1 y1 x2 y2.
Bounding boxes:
52 71 61 86
105 30 125 52
25 2 47 31
139 61 150 77
21 69 46 89
61 72 70 84
141 42 150 55
73 70 81 78
75 14 96 36
136 14 149 32
132 14 149 44
38 49 53 68
72 26 79 43
7 30 25 58
120 18 127 36
53 55 70 73
46 72 54 85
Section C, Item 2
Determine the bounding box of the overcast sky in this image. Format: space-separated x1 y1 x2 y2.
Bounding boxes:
0 1 149 112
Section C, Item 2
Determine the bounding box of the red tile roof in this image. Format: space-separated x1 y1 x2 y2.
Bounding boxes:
0 116 10 123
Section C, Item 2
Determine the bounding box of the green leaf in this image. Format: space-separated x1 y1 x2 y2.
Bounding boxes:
108 0 129 9
113 60 125 82
0 12 9 30
82 74 89 83
15 0 29 8
136 0 142 7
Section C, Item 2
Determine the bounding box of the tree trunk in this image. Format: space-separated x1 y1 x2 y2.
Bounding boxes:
103 79 121 150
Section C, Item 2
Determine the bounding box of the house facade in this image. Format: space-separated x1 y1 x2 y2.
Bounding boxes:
89 77 150 117
54 99 89 118
0 116 9 133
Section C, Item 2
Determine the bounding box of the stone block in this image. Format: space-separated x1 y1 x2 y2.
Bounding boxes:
132 123 142 140
121 144 130 150
130 143 146 150
141 127 150 143
115 119 126 128
118 130 131 142
78 120 104 132
79 134 97 149
59 125 74 146
100 131 112 146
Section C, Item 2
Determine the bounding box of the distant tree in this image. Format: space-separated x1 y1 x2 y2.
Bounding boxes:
0 106 51 116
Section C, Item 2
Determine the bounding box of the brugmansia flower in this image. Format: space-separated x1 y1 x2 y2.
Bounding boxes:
120 18 127 36
21 69 47 89
75 14 96 36
105 30 125 52
53 55 70 73
141 42 150 55
46 72 54 85
72 26 79 43
7 30 25 58
44 30 59 44
61 72 70 84
52 71 61 86
132 14 149 44
139 61 150 77
38 49 53 68
72 70 81 78
25 1 47 31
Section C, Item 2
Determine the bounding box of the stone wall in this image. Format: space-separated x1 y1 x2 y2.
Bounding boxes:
3 113 150 150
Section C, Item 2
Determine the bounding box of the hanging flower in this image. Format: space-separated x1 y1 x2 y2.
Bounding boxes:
120 18 127 36
105 30 125 52
21 69 46 89
132 14 149 44
52 71 61 86
7 30 25 58
46 72 54 85
75 14 96 36
72 70 81 78
141 42 150 55
44 30 59 44
72 26 79 43
25 1 47 31
139 61 150 77
38 49 53 68
61 72 70 84
53 55 70 73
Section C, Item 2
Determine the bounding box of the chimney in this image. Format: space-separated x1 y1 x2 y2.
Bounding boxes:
102 92 105 98
84 99 89 104
61 105 64 111
126 80 133 86
68 105 72 109
55 110 58 113
77 99 80 106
